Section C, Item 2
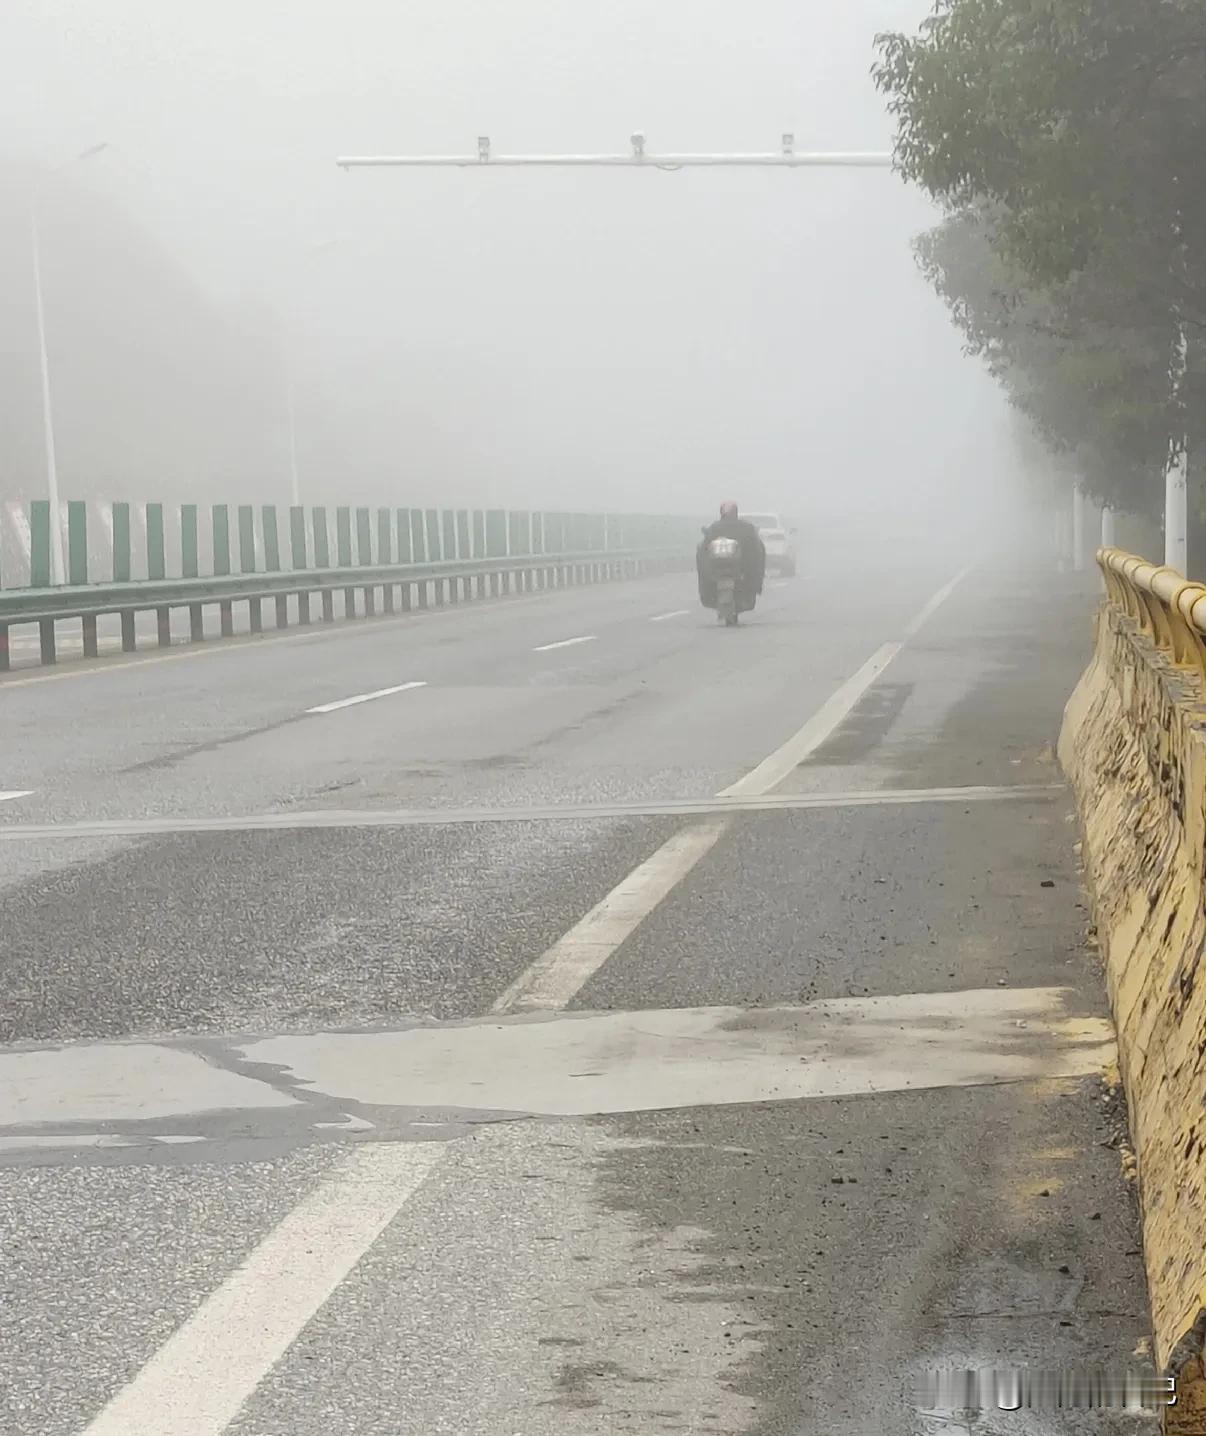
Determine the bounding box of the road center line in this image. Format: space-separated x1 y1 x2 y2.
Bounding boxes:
306 681 427 714
0 790 33 804
649 609 689 622
81 1142 446 1436
494 567 970 1013
532 635 597 652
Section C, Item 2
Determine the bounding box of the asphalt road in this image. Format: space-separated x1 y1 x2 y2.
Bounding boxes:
0 544 1159 1434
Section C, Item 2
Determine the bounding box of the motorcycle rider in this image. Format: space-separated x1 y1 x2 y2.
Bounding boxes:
697 501 766 610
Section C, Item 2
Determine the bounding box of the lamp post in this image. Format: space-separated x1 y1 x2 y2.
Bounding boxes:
30 142 109 585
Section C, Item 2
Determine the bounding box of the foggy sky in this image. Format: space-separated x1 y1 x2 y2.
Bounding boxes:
1 0 1021 530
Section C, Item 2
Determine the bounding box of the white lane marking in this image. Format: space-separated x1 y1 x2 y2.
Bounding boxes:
81 1142 445 1436
532 634 597 652
306 681 427 714
0 786 1062 844
649 609 689 622
718 643 899 799
903 565 970 638
495 567 969 1013
492 819 729 1012
0 790 33 804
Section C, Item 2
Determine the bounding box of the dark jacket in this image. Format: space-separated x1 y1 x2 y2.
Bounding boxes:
698 517 766 594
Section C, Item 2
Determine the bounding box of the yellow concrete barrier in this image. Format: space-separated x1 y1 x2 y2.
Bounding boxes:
1060 548 1206 1431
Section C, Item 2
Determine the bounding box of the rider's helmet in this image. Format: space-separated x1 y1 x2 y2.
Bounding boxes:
719 501 738 520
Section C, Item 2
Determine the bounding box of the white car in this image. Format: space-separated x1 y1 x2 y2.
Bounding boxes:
744 512 797 577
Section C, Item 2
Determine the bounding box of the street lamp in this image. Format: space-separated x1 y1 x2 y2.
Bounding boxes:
30 142 109 585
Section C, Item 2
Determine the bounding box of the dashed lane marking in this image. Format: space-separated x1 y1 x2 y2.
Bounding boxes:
0 790 32 804
80 1143 446 1436
306 681 427 714
532 634 597 652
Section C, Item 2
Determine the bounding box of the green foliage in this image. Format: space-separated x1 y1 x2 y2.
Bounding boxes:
873 0 1206 513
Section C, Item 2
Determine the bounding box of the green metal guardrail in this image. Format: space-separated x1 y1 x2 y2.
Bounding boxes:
0 498 699 670
0 547 688 671
1 500 694 589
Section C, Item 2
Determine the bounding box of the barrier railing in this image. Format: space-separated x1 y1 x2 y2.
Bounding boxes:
0 499 699 592
0 547 685 671
1098 547 1206 676
1062 546 1206 1431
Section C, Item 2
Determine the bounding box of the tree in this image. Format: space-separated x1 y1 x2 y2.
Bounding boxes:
915 202 1175 520
873 0 1206 546
873 0 1206 326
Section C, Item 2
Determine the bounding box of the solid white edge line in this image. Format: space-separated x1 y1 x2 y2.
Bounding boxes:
0 790 33 804
902 565 972 638
718 642 900 799
306 681 427 714
491 818 730 1012
81 1143 446 1436
495 566 970 1013
532 635 597 652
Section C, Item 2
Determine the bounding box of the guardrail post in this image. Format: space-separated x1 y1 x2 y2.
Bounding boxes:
542 512 558 587
312 506 334 623
486 509 506 596
146 503 166 581
425 510 444 605
67 501 87 585
262 506 288 629
67 502 98 656
238 504 261 634
145 502 172 648
472 510 487 598
113 502 132 582
441 510 458 602
378 508 394 613
114 501 136 649
336 507 355 618
181 506 199 578
30 501 51 588
455 510 471 600
355 507 374 616
31 500 56 660
410 510 428 608
212 504 233 637
396 508 412 610
531 512 545 590
182 505 203 642
290 507 310 625
511 511 531 592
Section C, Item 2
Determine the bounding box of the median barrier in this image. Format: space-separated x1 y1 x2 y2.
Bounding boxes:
0 498 698 671
1059 548 1206 1431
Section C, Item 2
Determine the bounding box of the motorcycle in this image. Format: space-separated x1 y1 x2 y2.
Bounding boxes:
703 535 743 626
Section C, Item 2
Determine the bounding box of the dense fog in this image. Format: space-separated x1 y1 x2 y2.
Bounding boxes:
1 0 1041 556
